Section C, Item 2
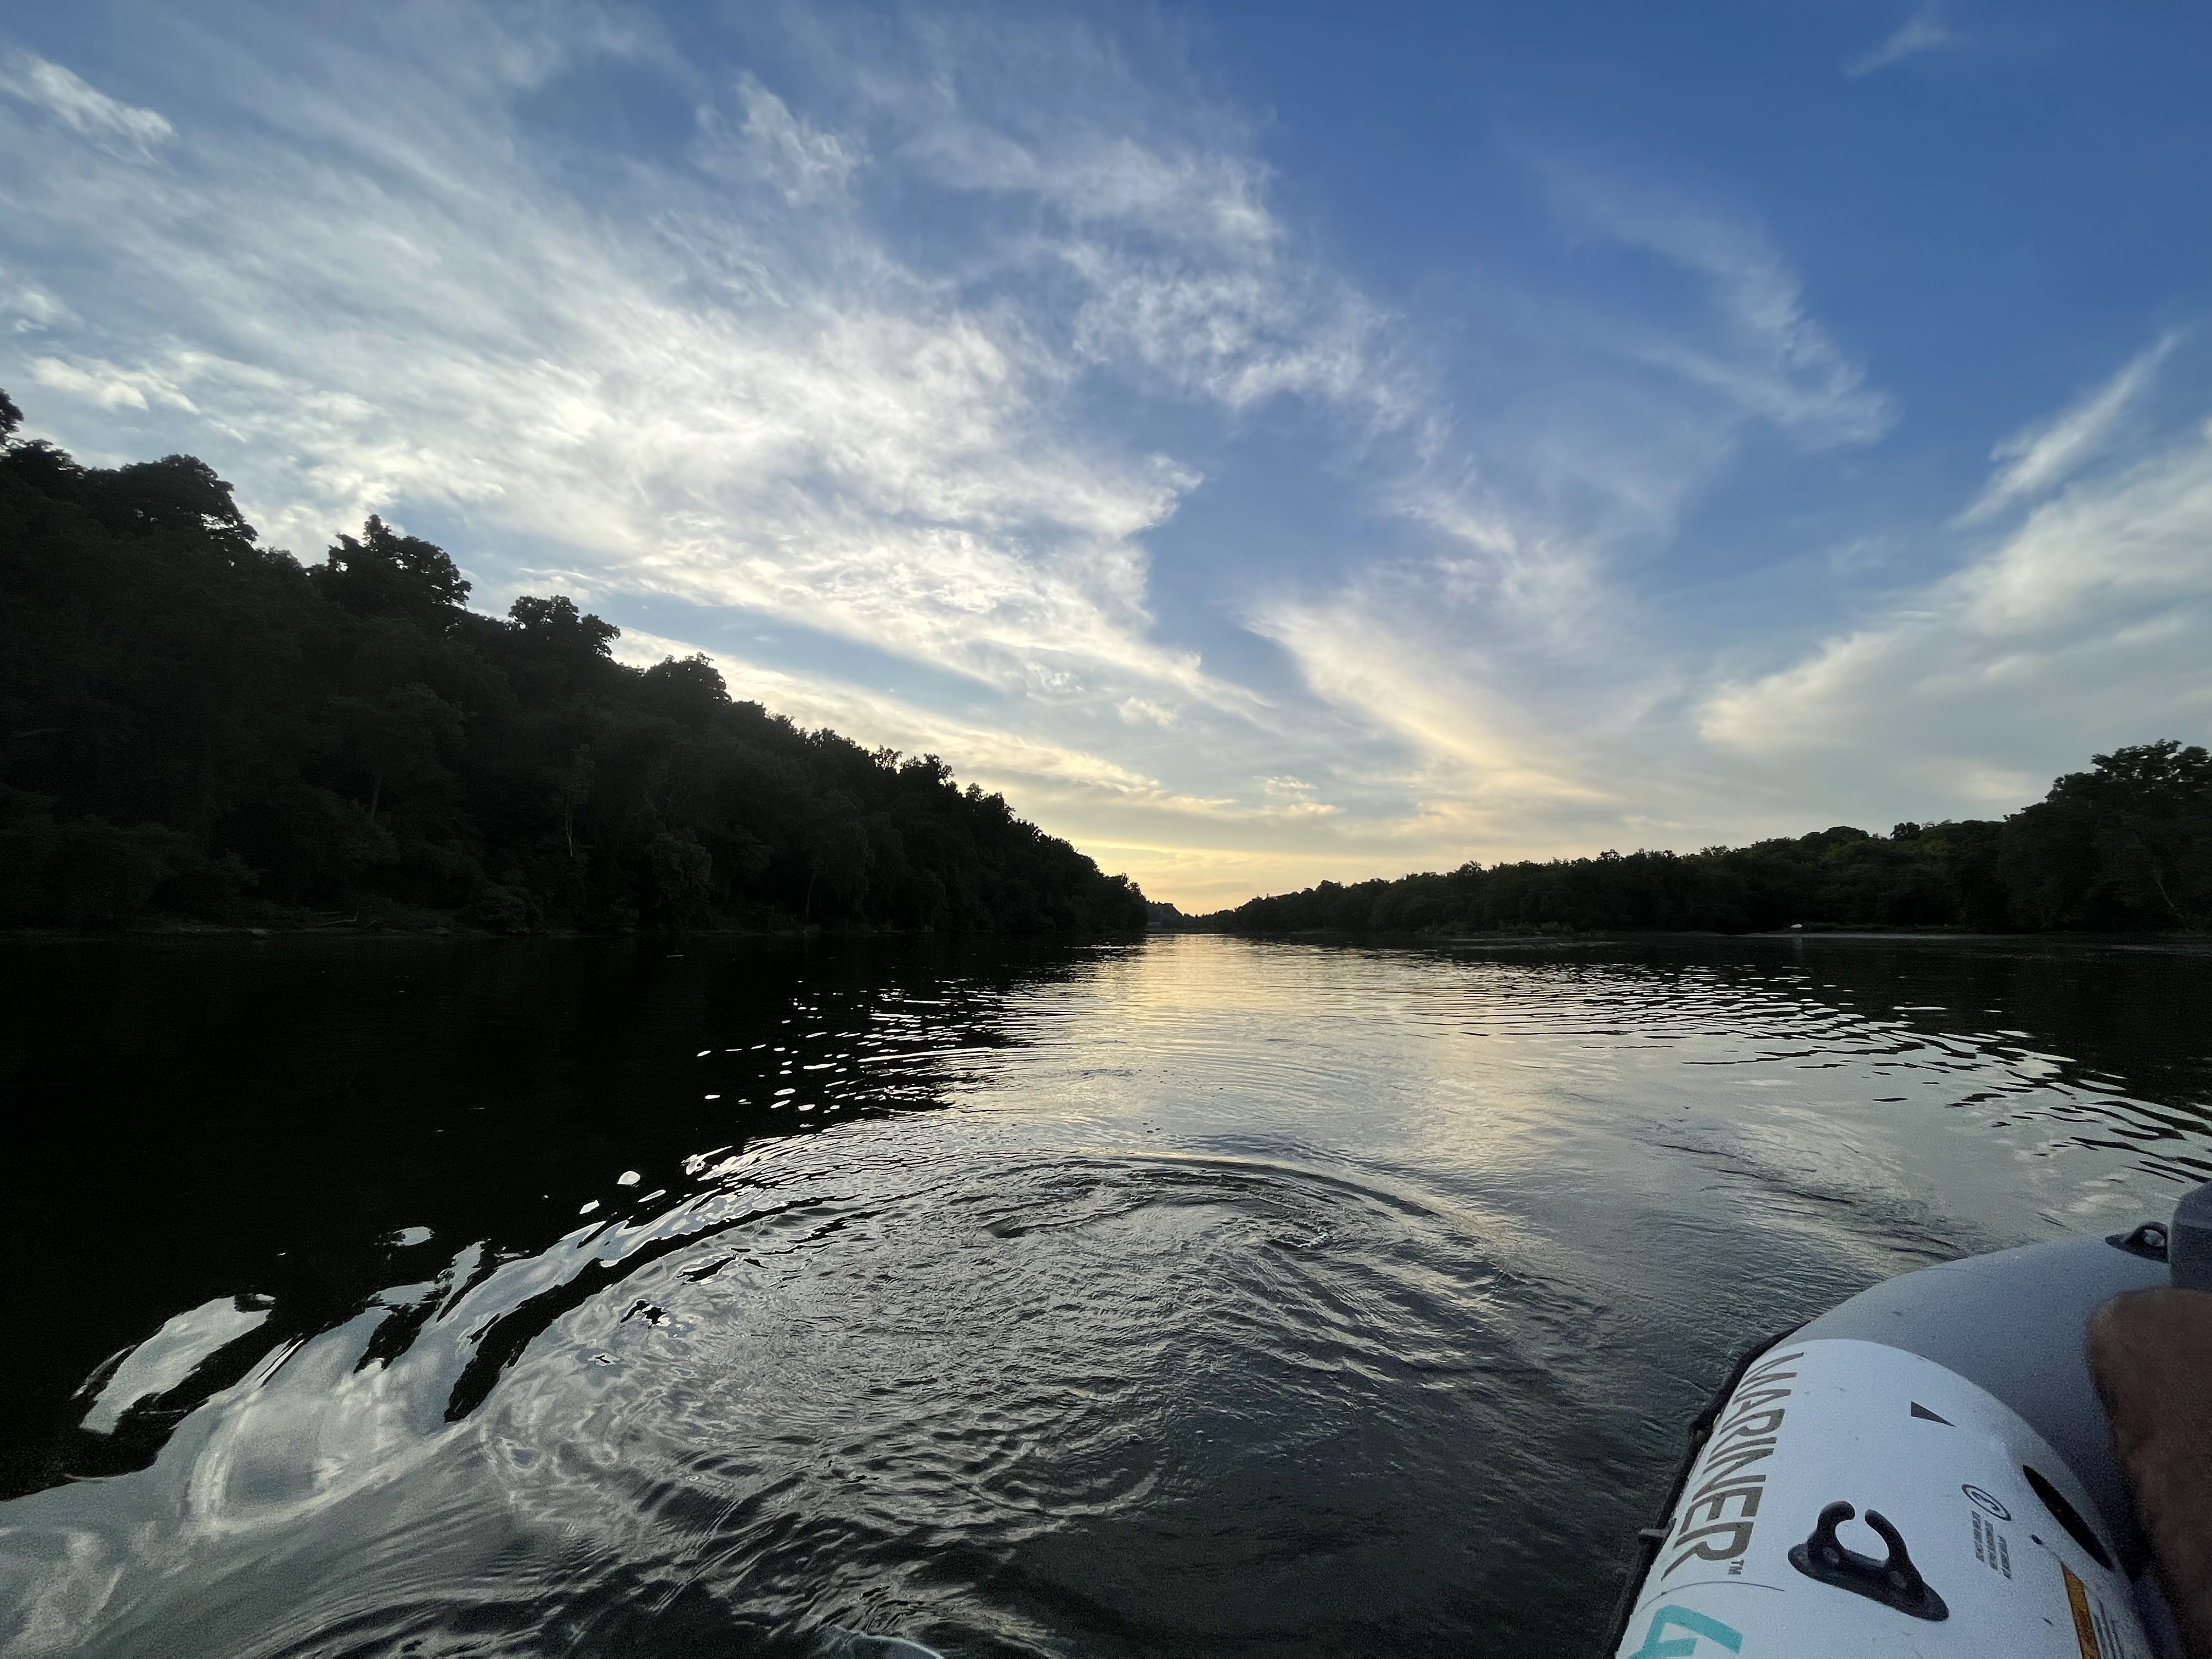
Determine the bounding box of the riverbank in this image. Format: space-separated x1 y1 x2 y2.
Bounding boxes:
9 919 2203 954
1157 923 2212 953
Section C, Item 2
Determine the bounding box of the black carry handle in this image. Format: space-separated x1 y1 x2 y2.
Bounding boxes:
1787 1500 1949 1621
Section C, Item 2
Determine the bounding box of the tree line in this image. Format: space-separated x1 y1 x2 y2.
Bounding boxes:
0 391 1148 934
1201 744 2212 938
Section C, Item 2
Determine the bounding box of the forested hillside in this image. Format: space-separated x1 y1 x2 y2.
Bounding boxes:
0 392 1147 934
1206 742 2212 936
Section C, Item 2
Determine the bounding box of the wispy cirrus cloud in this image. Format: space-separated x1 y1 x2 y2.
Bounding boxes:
1235 173 1903 859
28 352 196 412
611 627 1353 834
1251 320 2212 859
1702 342 2212 809
1956 333 2178 523
1845 2 1960 78
0 49 173 157
1352 163 1904 663
1544 171 1894 451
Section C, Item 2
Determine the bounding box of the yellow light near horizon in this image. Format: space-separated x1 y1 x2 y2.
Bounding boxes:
1077 839 1451 913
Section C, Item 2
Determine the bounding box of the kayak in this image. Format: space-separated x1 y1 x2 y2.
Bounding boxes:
1600 1188 2210 1657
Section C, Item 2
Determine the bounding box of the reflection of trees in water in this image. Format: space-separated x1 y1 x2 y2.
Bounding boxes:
0 933 1062 1497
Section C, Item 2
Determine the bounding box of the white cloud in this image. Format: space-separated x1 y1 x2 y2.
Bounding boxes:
1245 334 2212 862
1389 481 1612 647
715 77 863 203
29 353 196 412
1225 177 1903 861
1067 247 1407 425
1 52 174 157
1957 334 2177 522
1 276 75 332
1252 579 1633 858
611 628 1159 795
1846 3 1960 78
610 627 1357 839
1375 166 1901 659
878 46 1424 433
1702 413 2212 800
1553 179 1895 449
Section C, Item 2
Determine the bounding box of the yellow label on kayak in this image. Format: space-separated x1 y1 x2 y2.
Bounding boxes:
2063 1562 2103 1659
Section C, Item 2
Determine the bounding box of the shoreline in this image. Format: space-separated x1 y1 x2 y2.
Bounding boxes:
0 919 1144 944
1153 925 2212 953
8 922 2206 954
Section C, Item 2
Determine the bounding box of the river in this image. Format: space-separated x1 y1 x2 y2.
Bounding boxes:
1 932 2207 1657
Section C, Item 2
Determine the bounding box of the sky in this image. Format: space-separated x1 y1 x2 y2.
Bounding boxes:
3 2 2209 910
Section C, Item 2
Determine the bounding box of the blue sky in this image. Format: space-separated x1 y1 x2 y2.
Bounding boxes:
4 2 2209 908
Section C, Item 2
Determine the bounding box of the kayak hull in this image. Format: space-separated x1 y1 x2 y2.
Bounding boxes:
1604 1230 2182 1657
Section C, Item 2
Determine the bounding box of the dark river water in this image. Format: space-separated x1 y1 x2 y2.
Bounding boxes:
2 933 2209 1658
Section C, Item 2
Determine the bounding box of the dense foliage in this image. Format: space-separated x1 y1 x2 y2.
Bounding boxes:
0 394 1147 934
1207 745 2212 937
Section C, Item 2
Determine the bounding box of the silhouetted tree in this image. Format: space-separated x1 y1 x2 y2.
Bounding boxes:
0 392 1148 935
1201 753 2212 939
2001 742 2212 930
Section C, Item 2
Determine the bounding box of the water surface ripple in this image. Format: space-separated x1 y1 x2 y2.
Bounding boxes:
1 933 2207 1656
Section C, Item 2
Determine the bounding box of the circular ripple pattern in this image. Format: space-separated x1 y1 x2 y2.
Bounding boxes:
1 933 2207 1657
